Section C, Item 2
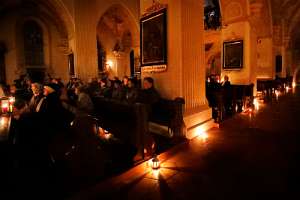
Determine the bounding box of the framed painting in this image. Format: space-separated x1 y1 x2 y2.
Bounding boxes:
223 40 243 70
140 8 167 66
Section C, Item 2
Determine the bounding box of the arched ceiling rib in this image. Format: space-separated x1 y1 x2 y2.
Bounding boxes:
271 0 300 48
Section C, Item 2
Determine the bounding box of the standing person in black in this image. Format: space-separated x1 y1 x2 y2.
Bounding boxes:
222 75 232 116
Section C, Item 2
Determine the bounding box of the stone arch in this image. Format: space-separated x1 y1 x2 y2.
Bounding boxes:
42 0 75 39
96 4 139 78
0 0 75 83
96 3 139 46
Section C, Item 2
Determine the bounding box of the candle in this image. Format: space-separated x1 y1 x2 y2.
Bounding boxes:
285 86 289 93
275 90 279 100
253 98 259 110
8 97 15 113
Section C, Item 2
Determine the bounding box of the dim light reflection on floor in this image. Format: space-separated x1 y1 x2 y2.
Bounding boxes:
143 127 211 180
141 88 296 183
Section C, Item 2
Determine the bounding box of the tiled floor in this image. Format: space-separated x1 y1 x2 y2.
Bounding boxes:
70 87 300 200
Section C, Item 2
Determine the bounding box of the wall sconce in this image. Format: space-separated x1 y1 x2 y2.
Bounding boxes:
106 60 113 70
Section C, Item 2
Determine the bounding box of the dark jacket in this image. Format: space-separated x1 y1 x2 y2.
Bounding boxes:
138 87 160 105
112 87 125 101
125 87 139 104
28 94 44 112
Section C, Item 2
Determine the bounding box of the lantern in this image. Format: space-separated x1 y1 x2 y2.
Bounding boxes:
151 155 160 170
1 99 9 114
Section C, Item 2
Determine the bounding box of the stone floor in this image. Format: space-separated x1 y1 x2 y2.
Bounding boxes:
70 86 300 200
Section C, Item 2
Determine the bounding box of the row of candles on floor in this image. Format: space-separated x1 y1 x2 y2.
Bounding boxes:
0 97 15 114
149 83 297 172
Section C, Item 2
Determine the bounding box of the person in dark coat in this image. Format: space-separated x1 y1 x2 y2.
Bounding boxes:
137 77 160 118
222 75 232 116
36 83 69 134
62 85 94 116
125 78 139 104
138 77 160 105
112 80 125 101
222 75 231 88
98 78 112 98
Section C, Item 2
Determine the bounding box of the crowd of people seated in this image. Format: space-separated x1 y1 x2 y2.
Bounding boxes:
0 73 161 194
1 74 161 117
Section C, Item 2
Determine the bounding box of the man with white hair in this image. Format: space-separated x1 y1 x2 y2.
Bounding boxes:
27 82 44 112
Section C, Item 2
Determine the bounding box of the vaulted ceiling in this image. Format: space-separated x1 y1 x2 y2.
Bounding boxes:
271 0 300 49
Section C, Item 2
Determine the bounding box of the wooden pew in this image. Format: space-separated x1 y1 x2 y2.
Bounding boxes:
92 97 153 160
149 97 185 138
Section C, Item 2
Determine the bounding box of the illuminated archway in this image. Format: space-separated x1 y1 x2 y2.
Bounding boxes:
96 4 138 78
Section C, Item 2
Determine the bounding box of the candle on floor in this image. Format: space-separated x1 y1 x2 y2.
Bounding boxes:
1 102 8 114
8 97 15 112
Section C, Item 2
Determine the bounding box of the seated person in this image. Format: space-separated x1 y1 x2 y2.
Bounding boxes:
125 78 139 104
98 78 112 98
87 77 100 97
62 85 94 116
36 84 70 131
137 77 160 105
112 80 125 101
222 75 231 88
27 83 44 113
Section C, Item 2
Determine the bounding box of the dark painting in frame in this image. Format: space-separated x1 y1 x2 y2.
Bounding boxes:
223 40 243 70
140 8 167 66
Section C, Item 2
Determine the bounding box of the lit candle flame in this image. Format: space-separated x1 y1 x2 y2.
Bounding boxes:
286 86 289 93
275 90 279 99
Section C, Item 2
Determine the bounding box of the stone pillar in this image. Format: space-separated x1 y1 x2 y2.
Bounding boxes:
181 0 206 111
282 36 291 78
73 0 98 81
141 0 215 139
180 0 215 138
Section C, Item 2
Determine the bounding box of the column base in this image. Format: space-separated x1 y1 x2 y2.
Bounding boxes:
183 105 218 139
